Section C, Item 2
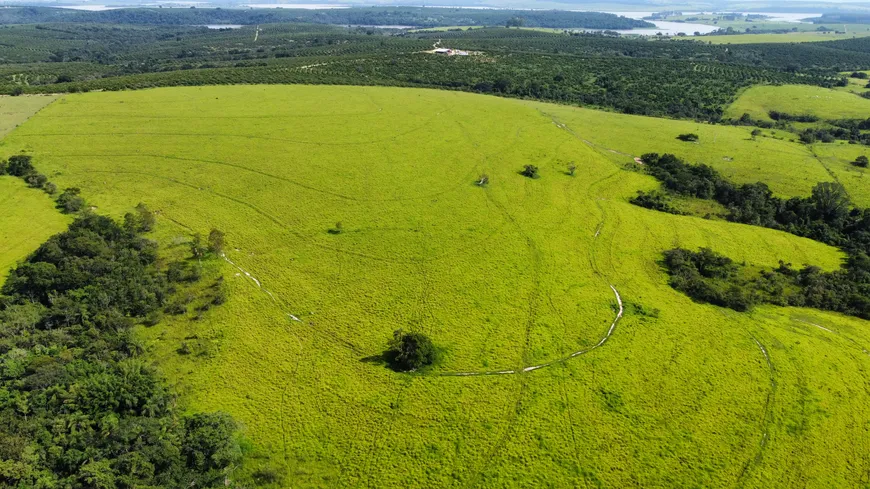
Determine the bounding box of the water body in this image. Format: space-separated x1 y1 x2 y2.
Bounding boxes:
241 3 349 8
201 24 244 29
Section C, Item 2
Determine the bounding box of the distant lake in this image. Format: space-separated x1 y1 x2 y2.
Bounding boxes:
201 24 244 29
241 3 349 8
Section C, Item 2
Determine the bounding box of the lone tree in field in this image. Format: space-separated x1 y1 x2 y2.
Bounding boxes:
386 330 439 372
751 129 762 140
328 222 344 235
521 164 540 179
677 133 699 142
567 163 577 176
208 228 225 255
854 155 869 168
476 174 489 187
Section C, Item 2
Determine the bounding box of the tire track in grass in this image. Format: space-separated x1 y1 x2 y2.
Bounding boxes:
737 334 777 487
793 318 870 357
460 376 528 489
54 152 484 204
16 103 456 148
437 285 623 377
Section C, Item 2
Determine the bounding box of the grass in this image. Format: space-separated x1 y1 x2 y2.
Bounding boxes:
0 177 70 281
0 95 58 138
725 84 870 122
3 85 869 487
0 95 67 280
694 32 870 44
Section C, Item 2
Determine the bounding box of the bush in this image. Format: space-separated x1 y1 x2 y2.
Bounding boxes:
386 330 439 371
677 133 699 142
854 155 869 168
56 187 86 213
6 155 34 177
520 164 539 179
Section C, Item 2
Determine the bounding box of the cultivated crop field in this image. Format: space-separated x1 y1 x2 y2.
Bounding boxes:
4 85 870 487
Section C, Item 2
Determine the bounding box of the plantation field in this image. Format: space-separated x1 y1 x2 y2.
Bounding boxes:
725 84 870 122
4 85 870 487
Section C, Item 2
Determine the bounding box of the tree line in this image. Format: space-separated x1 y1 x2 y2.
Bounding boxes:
0 6 653 29
0 165 241 485
633 152 870 319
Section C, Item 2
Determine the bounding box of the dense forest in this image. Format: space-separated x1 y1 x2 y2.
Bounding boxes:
0 158 240 486
633 153 870 319
0 21 864 121
0 7 653 29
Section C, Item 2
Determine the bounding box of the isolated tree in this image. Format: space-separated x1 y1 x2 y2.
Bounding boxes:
854 155 869 168
207 228 225 255
521 164 539 179
751 129 762 140
567 163 577 176
387 329 439 372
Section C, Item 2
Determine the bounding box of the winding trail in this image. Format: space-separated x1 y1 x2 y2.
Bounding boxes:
438 285 623 377
737 335 777 486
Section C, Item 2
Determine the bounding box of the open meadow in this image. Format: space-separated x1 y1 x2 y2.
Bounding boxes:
725 84 870 122
0 95 68 280
3 85 870 487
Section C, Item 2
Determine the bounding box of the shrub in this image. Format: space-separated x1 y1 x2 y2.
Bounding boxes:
677 133 699 142
520 164 539 179
854 155 869 168
56 187 86 214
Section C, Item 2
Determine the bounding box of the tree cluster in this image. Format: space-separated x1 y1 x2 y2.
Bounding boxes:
637 152 870 319
0 213 241 486
664 247 870 319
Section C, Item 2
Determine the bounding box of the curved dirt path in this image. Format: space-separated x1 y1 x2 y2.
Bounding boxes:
737 335 777 486
438 285 623 377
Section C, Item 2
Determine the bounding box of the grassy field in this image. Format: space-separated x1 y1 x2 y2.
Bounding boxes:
725 84 870 122
0 177 69 280
0 94 57 138
3 85 869 487
0 95 68 280
696 32 870 44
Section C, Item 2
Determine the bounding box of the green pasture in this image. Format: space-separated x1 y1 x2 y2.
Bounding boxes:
0 95 67 280
3 85 868 487
532 101 834 199
0 177 69 281
725 84 870 122
0 94 56 138
697 32 870 44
